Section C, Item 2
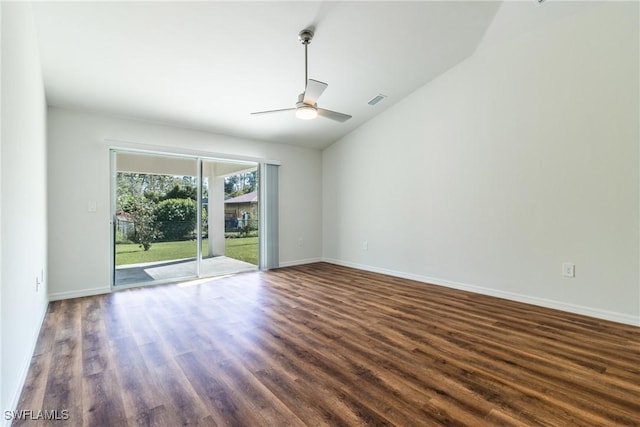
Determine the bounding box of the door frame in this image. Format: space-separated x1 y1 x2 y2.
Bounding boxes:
109 147 270 290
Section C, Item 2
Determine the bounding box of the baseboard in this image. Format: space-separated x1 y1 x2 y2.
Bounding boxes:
278 258 323 268
48 286 110 301
322 258 640 327
3 302 49 427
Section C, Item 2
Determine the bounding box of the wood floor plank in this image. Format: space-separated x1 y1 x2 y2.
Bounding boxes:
39 299 84 426
12 262 640 426
14 303 61 421
176 351 247 427
81 296 116 377
109 336 166 423
82 369 129 427
143 358 213 427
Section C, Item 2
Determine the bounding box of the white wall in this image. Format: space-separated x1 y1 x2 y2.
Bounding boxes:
323 2 640 325
0 1 4 415
0 1 49 417
47 107 323 299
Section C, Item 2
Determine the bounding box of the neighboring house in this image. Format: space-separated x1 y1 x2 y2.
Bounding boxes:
115 210 135 238
224 191 258 230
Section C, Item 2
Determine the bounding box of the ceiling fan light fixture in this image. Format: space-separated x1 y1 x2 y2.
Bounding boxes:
296 105 318 120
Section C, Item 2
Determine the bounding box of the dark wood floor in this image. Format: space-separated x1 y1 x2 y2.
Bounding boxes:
15 263 640 426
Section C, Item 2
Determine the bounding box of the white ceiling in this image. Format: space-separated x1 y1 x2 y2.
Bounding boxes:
31 1 507 149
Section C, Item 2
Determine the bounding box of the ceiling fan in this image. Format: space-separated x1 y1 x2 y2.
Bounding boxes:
251 28 352 122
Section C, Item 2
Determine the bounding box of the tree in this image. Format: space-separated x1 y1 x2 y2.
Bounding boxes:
244 171 257 193
163 183 197 201
117 172 199 210
224 170 258 197
129 198 161 251
224 175 239 195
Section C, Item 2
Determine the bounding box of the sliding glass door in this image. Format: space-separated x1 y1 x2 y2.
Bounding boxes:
199 159 259 277
112 150 259 287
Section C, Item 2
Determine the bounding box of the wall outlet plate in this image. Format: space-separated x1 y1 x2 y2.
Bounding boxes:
562 262 575 278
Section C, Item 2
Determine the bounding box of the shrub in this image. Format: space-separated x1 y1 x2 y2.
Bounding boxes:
154 198 197 241
238 223 256 238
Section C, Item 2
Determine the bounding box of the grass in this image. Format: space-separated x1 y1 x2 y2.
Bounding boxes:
225 237 259 265
115 237 258 266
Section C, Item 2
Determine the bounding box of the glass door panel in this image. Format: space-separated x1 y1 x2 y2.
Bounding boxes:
114 152 198 286
200 160 259 276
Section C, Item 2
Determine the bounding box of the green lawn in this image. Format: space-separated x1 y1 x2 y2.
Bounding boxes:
115 237 258 266
225 237 259 265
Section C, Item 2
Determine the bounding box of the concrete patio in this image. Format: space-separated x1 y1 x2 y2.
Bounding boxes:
115 255 257 286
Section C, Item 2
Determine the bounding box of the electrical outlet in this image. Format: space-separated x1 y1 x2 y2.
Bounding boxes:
36 276 40 292
298 237 304 247
363 241 368 251
562 262 575 278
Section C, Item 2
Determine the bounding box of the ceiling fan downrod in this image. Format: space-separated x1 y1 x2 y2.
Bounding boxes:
298 29 314 88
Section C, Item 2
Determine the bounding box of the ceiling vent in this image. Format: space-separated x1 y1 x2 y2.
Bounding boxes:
368 94 387 106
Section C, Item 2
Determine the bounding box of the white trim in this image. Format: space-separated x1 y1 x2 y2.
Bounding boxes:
48 287 110 302
105 138 281 166
278 258 323 268
4 303 48 426
109 150 116 290
322 258 640 327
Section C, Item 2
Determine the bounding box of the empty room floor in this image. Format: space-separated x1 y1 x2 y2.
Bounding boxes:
14 263 640 426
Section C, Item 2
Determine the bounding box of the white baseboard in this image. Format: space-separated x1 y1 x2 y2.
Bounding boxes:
48 286 110 301
322 258 640 327
3 303 49 427
278 258 323 268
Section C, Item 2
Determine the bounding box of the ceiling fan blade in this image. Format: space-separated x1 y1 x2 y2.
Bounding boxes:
251 108 296 116
303 79 328 105
317 108 352 122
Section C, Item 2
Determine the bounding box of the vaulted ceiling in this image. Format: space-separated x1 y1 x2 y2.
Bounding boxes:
30 1 580 149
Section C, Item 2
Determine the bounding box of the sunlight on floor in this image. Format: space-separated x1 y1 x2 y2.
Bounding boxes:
177 274 236 287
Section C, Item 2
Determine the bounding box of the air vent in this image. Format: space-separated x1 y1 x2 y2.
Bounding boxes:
368 94 387 106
